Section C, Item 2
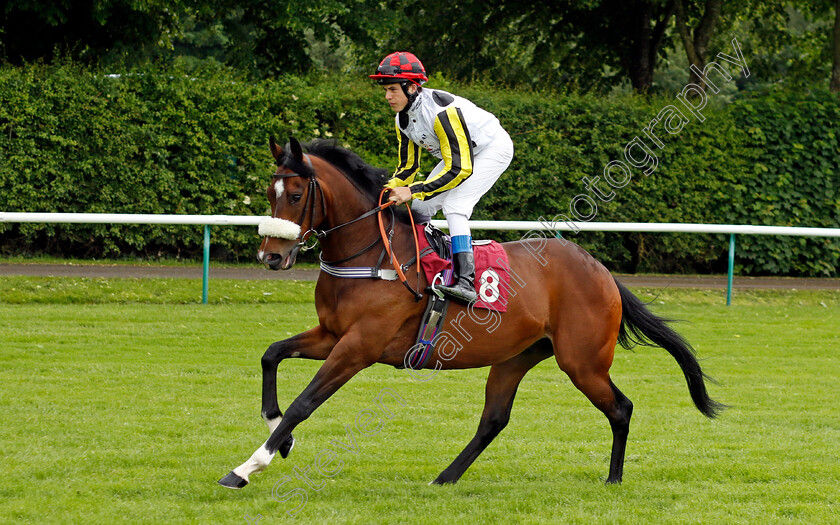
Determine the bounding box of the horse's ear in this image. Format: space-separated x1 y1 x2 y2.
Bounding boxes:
269 136 284 162
289 136 304 162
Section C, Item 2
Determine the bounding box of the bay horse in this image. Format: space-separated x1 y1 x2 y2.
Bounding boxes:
218 137 722 489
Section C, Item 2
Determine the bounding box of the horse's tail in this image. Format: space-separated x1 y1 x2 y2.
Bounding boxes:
614 278 725 419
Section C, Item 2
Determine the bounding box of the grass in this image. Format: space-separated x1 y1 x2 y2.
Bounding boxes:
1 277 838 524
2 275 839 307
0 275 315 304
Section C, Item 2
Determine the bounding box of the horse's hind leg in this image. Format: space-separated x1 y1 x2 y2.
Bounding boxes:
562 364 633 484
604 380 633 483
432 340 553 485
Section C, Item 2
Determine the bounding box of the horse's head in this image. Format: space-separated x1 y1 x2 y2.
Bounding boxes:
257 137 325 270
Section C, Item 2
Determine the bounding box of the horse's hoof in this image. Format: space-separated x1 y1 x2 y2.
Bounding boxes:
279 434 295 458
218 471 248 489
429 476 455 485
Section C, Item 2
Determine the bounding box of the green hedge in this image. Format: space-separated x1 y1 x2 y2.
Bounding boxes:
1 64 838 275
724 90 840 276
0 65 392 261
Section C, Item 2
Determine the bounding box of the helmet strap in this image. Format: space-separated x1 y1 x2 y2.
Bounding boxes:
401 82 421 110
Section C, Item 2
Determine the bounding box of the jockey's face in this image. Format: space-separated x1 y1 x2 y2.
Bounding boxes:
383 83 414 112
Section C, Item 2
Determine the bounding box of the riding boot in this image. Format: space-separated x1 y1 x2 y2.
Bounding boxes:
438 250 478 304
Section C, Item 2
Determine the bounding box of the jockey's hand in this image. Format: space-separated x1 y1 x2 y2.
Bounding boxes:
388 186 412 205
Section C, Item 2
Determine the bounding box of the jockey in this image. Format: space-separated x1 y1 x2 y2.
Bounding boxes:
370 51 514 304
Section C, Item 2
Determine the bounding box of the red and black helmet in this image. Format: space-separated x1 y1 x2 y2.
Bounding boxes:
369 52 428 85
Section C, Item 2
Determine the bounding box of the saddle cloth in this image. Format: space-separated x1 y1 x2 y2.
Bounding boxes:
415 224 511 312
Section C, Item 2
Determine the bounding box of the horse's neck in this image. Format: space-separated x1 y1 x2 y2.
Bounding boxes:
318 196 414 267
316 163 415 267
319 213 414 266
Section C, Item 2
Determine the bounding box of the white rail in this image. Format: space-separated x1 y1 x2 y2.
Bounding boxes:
0 212 261 226
2 212 838 304
444 220 840 237
2 213 839 237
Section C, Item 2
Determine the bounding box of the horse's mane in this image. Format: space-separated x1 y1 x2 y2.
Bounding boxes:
300 139 387 199
294 139 411 224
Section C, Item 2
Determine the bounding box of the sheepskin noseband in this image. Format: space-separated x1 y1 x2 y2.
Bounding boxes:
258 217 301 240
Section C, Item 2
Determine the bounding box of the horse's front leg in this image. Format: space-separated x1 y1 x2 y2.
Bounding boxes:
219 331 374 489
260 326 336 445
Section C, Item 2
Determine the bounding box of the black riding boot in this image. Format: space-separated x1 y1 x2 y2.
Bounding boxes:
438 251 478 303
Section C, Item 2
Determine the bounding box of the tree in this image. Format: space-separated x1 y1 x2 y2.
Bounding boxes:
675 0 723 89
796 0 840 92
720 0 840 90
378 0 679 93
601 0 678 92
831 0 840 91
168 1 393 77
0 0 384 76
3 0 835 92
0 0 179 66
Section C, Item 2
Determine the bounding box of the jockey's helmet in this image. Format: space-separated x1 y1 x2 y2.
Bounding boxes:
370 52 428 85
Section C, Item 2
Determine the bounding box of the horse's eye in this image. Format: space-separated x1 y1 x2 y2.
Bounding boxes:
289 193 303 204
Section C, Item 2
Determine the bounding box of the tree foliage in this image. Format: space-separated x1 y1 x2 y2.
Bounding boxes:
723 0 837 89
376 0 679 92
2 1 837 91
178 0 388 77
0 0 179 66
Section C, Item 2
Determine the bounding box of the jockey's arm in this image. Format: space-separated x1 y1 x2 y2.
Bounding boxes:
386 125 421 190
404 107 474 201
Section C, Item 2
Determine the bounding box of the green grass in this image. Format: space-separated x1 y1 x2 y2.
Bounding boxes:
0 276 315 304
2 275 839 307
1 279 838 524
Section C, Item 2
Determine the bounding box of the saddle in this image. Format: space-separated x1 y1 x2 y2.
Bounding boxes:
403 223 513 371
423 223 451 261
415 223 511 312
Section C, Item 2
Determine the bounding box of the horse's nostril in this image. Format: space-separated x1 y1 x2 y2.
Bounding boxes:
265 253 281 263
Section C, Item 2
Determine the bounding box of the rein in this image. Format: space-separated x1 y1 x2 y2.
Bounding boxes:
377 190 423 301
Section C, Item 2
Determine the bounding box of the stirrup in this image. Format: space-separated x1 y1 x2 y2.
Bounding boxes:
437 283 477 304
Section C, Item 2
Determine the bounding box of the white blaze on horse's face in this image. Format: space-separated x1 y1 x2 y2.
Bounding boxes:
257 173 305 269
257 177 302 241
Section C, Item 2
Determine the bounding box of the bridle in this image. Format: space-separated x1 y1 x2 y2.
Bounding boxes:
270 171 326 254
259 155 423 300
264 169 388 255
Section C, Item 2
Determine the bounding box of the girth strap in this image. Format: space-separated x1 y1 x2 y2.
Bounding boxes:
319 245 434 282
319 261 398 281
